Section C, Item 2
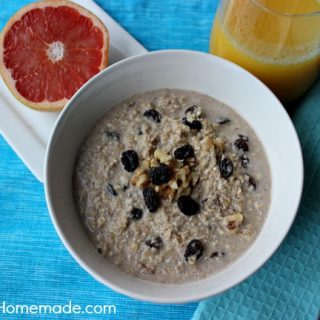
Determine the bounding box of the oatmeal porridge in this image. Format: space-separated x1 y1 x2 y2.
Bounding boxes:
73 89 271 283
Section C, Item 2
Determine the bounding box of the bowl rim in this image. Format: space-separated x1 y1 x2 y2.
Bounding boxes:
44 49 304 304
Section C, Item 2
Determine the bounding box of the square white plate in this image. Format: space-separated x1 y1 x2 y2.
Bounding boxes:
0 0 147 182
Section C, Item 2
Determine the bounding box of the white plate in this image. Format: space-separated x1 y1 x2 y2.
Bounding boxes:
0 0 147 182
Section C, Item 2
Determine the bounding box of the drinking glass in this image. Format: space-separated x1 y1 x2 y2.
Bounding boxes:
210 0 320 102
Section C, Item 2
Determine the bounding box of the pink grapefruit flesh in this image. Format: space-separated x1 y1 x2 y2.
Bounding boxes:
0 0 109 111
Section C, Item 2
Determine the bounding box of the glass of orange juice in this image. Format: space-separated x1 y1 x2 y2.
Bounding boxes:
210 0 320 103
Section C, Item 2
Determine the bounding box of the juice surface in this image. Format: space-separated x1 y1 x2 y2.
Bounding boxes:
210 0 320 102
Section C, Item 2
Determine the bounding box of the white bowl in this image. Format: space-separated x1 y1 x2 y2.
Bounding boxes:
45 50 303 303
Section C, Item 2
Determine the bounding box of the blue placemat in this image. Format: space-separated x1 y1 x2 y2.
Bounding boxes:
0 1 319 320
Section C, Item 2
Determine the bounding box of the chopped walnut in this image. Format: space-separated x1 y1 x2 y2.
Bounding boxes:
131 168 149 188
202 137 215 151
154 149 172 163
213 137 225 154
223 213 244 232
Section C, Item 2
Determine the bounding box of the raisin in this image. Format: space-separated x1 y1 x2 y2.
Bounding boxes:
240 154 250 168
184 239 204 262
182 117 202 131
138 129 143 135
96 247 103 255
185 105 197 114
239 134 249 141
219 157 234 179
201 198 208 205
210 251 225 258
149 163 171 185
145 236 163 249
234 135 249 152
108 184 118 196
121 150 139 172
174 144 195 160
189 120 202 131
177 196 200 216
143 187 160 212
105 131 120 141
215 116 230 125
143 109 161 123
130 207 143 220
247 175 257 191
140 262 156 275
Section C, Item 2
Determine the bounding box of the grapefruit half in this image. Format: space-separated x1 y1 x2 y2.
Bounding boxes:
0 0 109 111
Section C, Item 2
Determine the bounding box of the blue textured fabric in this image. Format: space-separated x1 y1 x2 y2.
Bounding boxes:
0 1 319 320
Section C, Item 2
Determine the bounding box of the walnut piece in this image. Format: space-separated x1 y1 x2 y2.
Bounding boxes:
223 213 244 233
131 168 149 189
154 149 172 163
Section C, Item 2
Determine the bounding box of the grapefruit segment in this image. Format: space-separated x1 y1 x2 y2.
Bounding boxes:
0 0 109 111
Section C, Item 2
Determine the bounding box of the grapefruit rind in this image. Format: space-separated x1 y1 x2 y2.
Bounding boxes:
0 0 109 111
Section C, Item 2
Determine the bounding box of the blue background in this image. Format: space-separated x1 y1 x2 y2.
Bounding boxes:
0 1 319 320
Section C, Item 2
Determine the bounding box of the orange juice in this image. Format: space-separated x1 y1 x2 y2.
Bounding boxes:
210 0 320 102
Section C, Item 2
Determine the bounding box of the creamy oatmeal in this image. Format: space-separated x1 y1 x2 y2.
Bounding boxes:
73 89 271 283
